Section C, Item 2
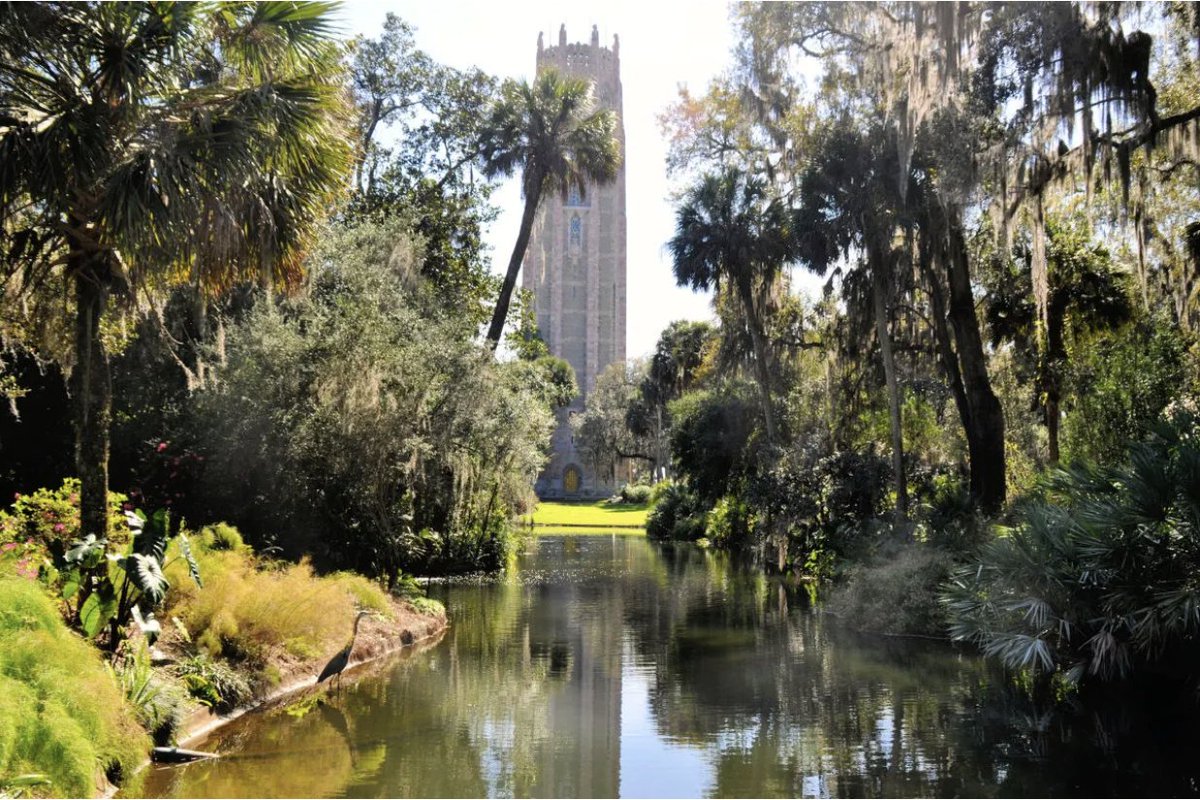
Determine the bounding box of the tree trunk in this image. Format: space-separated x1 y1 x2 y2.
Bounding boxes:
736 279 777 443
871 245 908 522
486 180 543 348
1044 295 1068 464
944 213 1006 513
72 263 113 542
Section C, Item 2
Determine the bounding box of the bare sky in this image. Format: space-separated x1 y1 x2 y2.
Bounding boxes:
336 0 738 358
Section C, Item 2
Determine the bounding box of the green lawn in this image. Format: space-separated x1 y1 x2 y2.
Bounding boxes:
527 500 649 530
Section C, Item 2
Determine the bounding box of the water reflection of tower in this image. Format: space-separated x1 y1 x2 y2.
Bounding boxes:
524 23 627 501
529 536 624 797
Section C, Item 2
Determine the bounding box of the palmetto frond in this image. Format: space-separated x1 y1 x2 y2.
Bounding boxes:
945 413 1200 685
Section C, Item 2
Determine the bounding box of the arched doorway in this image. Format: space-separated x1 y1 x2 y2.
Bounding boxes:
563 464 582 495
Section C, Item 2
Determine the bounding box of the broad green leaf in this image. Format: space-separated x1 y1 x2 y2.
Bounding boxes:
79 588 116 638
61 571 80 601
123 554 169 604
64 535 106 569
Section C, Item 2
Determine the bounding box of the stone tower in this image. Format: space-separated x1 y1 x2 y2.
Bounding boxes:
526 24 627 499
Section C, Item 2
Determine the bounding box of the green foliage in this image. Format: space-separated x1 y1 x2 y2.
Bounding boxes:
407 596 445 618
645 483 707 541
189 222 553 577
704 495 755 549
617 484 654 505
48 506 202 648
0 576 148 796
945 410 1200 685
174 654 252 715
668 386 761 504
112 641 187 746
198 522 246 553
1062 316 1192 465
0 479 128 562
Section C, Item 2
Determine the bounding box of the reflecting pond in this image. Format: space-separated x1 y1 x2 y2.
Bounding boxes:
142 534 1200 798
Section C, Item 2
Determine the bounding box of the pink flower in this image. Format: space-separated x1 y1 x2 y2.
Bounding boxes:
156 441 169 453
1 542 16 552
53 523 65 533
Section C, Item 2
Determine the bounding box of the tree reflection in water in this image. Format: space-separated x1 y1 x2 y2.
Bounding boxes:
142 535 1200 799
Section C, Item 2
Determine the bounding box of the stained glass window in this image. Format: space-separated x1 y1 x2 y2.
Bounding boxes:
566 184 585 206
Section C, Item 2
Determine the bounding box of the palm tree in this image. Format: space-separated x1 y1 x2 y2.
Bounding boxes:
478 68 620 348
0 3 351 541
668 170 796 442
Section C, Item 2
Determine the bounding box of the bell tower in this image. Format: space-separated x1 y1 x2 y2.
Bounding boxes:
524 25 627 499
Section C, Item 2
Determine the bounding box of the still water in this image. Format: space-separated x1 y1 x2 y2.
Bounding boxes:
143 534 1199 798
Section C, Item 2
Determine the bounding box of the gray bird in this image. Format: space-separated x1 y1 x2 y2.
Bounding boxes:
317 609 372 690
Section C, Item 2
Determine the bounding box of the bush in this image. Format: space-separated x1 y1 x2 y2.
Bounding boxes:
828 542 955 637
616 483 653 504
945 410 1200 685
645 482 707 540
0 478 129 562
705 494 755 548
198 522 246 553
0 576 149 796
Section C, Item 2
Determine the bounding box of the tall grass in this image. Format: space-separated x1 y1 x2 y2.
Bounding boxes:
0 577 148 796
162 535 395 684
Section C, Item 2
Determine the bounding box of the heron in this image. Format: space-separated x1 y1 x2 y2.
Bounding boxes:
317 609 372 690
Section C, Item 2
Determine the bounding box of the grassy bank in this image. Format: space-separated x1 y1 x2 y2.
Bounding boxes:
527 500 649 529
0 578 149 798
0 508 447 797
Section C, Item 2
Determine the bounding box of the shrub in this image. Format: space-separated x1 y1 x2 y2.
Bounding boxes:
945 410 1200 685
828 542 955 637
0 576 149 796
645 482 707 540
0 478 129 561
705 495 755 548
198 522 246 553
327 571 394 617
617 483 653 504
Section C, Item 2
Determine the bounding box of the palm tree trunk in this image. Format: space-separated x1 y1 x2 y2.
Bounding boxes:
871 246 908 522
71 261 113 541
737 280 777 443
486 181 543 348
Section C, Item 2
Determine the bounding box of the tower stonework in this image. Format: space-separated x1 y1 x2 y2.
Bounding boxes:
526 25 627 499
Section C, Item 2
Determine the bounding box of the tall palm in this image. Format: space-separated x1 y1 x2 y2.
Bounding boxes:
0 2 351 541
668 170 796 442
479 68 620 348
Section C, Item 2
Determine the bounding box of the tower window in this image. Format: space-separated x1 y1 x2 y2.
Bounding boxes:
569 214 582 249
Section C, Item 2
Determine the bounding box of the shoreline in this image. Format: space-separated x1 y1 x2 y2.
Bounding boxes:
106 601 448 797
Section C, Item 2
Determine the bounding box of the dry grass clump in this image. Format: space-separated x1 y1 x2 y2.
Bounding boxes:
166 550 351 664
163 532 394 673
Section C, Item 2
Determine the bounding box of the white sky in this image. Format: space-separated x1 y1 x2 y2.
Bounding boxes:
335 0 738 359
